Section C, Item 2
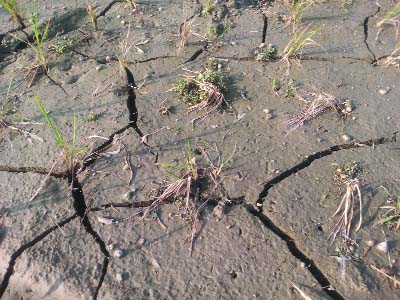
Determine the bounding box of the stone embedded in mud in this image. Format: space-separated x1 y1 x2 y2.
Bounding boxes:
113 249 125 258
341 134 352 142
376 241 389 253
96 64 106 71
115 272 129 282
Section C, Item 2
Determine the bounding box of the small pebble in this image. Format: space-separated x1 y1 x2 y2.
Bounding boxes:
113 249 124 258
121 20 126 25
341 134 352 142
115 272 129 282
376 241 389 253
137 238 146 245
116 14 121 19
105 55 111 62
263 108 271 114
365 240 376 247
96 64 106 71
123 190 135 200
378 88 390 95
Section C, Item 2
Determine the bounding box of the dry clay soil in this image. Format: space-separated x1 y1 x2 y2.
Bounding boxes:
0 0 400 299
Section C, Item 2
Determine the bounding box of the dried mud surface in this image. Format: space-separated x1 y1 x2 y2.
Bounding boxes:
0 1 399 300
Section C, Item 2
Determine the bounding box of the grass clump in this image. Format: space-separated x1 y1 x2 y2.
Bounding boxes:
0 0 25 27
282 24 323 60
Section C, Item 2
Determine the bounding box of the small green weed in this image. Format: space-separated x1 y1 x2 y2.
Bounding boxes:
202 0 214 15
256 44 278 61
48 39 73 56
378 187 400 230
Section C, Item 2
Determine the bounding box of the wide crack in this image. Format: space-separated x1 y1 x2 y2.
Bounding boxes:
68 174 110 299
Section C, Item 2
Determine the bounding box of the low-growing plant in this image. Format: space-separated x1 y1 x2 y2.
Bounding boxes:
152 142 234 255
378 187 400 230
281 24 323 60
0 0 25 27
174 64 228 125
202 0 214 15
256 44 278 61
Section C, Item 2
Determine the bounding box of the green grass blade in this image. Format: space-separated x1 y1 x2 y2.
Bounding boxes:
72 112 77 148
34 96 64 147
380 215 395 224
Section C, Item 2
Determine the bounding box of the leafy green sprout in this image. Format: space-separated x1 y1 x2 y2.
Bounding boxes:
271 78 281 92
202 0 214 15
281 25 323 60
0 0 24 27
29 4 49 71
48 39 73 56
378 187 400 229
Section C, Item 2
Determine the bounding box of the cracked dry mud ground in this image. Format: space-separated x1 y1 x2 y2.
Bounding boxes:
0 0 400 299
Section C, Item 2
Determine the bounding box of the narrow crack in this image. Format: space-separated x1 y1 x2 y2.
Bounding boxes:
245 204 346 300
0 165 68 179
363 5 380 64
213 54 371 63
0 214 78 298
257 132 397 207
98 0 124 18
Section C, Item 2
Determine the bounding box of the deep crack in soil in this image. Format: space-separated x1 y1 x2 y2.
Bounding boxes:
69 174 110 299
261 15 268 44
